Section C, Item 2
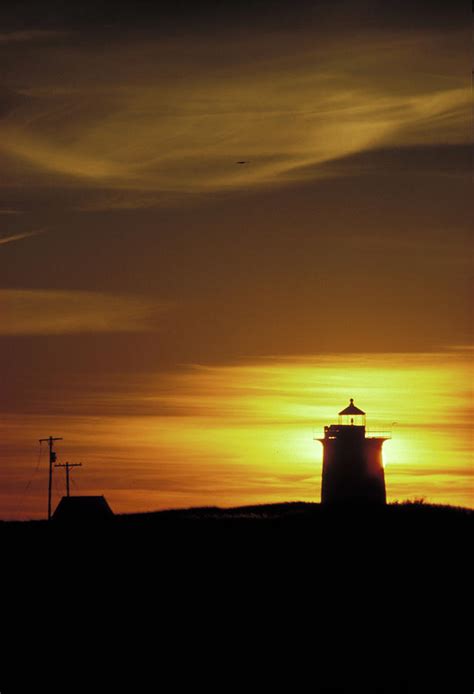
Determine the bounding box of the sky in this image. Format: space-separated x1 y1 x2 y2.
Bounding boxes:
0 0 472 518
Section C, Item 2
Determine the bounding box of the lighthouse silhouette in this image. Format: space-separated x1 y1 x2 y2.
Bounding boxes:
318 399 389 505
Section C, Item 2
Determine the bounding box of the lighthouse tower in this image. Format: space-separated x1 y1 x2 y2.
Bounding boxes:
318 399 389 505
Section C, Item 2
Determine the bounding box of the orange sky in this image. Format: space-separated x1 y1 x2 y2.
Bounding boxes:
0 1 472 519
2 349 472 519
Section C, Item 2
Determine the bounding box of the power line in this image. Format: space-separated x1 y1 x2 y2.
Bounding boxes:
23 442 44 494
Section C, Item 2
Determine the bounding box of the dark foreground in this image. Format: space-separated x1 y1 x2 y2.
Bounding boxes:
3 502 472 692
2 497 472 530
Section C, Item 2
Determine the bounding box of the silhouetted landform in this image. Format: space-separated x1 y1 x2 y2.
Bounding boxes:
3 500 471 692
52 495 114 523
2 500 471 535
118 499 471 524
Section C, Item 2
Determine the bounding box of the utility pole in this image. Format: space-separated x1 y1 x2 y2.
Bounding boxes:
39 436 63 521
55 461 82 497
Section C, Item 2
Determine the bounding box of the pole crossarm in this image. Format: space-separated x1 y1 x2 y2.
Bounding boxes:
55 462 82 498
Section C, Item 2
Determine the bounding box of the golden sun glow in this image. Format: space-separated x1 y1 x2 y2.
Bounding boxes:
3 349 472 519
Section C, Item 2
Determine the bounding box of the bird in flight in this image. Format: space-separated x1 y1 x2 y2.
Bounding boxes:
236 161 248 164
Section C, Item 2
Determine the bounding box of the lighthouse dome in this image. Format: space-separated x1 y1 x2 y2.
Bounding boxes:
338 398 366 416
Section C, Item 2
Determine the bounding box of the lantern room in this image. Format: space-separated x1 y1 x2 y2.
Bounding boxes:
338 398 366 427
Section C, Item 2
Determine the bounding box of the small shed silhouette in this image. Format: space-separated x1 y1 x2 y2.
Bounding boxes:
52 496 114 523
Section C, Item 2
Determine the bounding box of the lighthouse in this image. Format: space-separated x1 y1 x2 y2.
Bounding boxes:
318 399 389 505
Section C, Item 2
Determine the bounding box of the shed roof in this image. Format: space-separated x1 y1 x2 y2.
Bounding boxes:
52 495 114 522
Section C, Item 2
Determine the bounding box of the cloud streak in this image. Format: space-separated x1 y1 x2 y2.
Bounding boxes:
0 228 45 246
0 30 66 44
0 289 169 335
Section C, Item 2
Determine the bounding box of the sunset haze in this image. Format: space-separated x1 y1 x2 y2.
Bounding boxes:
0 1 471 518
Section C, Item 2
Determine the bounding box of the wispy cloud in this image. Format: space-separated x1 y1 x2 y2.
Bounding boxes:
0 31 469 206
0 229 45 246
0 289 169 335
2 83 468 192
